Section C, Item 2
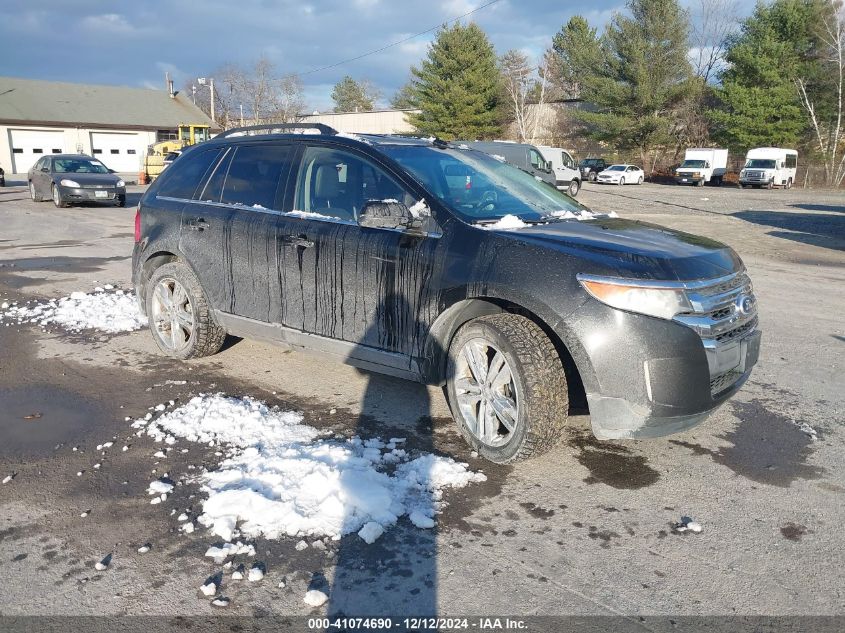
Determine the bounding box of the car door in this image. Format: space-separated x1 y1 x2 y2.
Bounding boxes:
275 142 443 362
177 142 295 322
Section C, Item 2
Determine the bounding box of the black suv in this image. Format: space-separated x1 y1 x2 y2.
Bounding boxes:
132 125 761 463
579 157 609 182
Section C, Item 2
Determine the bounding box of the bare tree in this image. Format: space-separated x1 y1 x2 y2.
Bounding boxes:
796 1 845 186
499 50 552 143
691 0 740 84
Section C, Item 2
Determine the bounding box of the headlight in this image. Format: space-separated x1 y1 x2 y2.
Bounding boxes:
577 274 692 320
60 179 80 187
116 179 126 187
692 172 701 177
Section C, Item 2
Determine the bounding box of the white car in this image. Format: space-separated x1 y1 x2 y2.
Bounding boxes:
596 164 644 185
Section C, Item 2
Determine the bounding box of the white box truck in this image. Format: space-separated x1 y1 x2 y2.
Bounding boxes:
675 148 728 186
739 147 798 189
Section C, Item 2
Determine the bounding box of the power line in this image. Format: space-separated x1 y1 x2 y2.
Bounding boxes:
296 0 505 77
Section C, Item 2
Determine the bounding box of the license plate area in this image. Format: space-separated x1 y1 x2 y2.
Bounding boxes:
94 190 109 198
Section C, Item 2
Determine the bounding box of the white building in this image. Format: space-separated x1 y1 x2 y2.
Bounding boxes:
300 109 419 135
0 76 216 174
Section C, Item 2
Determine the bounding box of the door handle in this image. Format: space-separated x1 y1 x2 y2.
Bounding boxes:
186 217 210 231
283 235 314 248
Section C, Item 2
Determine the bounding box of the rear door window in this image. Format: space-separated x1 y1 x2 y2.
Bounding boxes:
155 148 223 200
220 144 294 210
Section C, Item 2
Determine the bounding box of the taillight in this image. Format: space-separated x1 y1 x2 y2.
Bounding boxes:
134 205 141 243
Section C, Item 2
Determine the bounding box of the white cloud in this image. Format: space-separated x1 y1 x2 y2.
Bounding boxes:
80 13 137 33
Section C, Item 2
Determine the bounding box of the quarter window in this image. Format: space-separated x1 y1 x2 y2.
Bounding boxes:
154 148 223 200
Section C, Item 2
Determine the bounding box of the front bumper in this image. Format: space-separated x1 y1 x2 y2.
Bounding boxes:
675 175 702 184
58 185 125 202
596 177 620 184
561 297 761 440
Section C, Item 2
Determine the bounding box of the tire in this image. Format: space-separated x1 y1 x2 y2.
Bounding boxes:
766 180 773 190
618 177 625 186
697 178 704 187
786 177 793 190
588 172 596 182
637 176 643 185
145 262 226 360
446 313 569 464
116 194 126 208
567 179 580 197
29 181 42 202
51 184 67 208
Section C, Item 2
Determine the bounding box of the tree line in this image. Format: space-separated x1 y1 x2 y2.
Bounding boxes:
191 0 845 186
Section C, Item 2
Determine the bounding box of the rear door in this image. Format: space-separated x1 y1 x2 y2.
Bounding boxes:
177 142 295 322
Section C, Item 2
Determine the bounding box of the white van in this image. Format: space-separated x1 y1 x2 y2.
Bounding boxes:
675 148 728 186
537 146 582 197
739 147 798 189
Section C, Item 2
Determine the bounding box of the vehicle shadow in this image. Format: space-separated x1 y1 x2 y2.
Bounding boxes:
790 203 845 213
323 293 442 621
730 210 845 252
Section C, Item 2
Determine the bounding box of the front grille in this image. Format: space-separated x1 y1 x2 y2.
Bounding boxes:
673 271 759 396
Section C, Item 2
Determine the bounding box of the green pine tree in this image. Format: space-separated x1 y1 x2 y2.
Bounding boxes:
708 0 827 153
331 76 379 113
552 0 694 172
408 23 503 139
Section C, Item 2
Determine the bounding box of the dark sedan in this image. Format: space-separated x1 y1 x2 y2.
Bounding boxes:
28 154 126 208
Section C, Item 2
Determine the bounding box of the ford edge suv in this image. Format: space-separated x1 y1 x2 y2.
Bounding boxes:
132 124 761 464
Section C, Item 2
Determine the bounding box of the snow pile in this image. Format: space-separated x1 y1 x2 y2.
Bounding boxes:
477 214 528 230
137 394 485 543
0 288 147 333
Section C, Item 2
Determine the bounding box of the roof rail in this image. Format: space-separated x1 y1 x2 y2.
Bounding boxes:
217 123 338 138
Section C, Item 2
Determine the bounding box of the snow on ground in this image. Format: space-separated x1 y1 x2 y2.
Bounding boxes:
0 288 147 333
135 394 486 544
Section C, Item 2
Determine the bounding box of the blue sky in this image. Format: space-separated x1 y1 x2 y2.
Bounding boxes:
0 0 752 111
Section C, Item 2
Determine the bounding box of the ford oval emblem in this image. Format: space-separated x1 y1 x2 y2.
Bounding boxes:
736 295 755 315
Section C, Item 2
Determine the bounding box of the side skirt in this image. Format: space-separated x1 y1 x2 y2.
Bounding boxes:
213 311 423 383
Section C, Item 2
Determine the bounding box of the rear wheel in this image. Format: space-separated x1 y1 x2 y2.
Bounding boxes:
29 182 42 202
637 176 643 185
145 262 226 360
446 313 569 464
51 184 67 208
567 179 580 197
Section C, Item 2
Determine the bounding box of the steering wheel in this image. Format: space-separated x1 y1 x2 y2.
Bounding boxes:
473 190 498 213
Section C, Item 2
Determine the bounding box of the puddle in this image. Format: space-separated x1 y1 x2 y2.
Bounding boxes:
670 399 825 487
567 430 660 489
0 384 104 459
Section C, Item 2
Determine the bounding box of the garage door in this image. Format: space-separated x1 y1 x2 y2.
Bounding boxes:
90 132 143 173
9 129 65 173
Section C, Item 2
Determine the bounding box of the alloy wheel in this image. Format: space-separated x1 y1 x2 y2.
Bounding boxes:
454 338 520 447
150 277 194 352
30 182 36 201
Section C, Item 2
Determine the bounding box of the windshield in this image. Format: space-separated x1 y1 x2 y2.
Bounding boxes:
745 159 776 169
680 160 706 168
54 158 109 174
380 145 590 223
607 165 626 171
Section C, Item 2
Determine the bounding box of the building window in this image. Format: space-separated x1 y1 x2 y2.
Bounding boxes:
52 148 61 153
93 149 102 154
127 149 136 155
110 149 120 154
33 148 43 154
12 148 22 154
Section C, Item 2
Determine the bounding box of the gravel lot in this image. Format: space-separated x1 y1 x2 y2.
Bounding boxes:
0 180 843 622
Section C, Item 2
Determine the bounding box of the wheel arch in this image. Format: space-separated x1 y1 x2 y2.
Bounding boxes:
424 296 590 414
136 249 204 312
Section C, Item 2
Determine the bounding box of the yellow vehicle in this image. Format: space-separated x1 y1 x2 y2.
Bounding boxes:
142 124 211 183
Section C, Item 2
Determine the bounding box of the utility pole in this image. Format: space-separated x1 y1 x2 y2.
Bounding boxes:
197 77 215 123
240 104 244 126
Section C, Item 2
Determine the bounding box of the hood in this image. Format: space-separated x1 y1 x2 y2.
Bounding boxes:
54 172 122 186
504 218 742 281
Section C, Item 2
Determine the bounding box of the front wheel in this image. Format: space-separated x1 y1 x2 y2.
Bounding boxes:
786 177 793 190
51 184 67 208
446 313 569 463
618 177 625 186
29 182 42 202
145 262 226 360
567 179 580 197
116 194 126 207
588 172 596 182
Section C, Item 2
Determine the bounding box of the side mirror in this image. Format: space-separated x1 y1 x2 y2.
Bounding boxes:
108 169 116 173
359 200 422 233
41 167 49 172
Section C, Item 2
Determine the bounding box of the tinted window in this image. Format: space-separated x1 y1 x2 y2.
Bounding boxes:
197 149 232 202
220 144 293 209
155 148 222 200
295 146 415 222
786 154 797 168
